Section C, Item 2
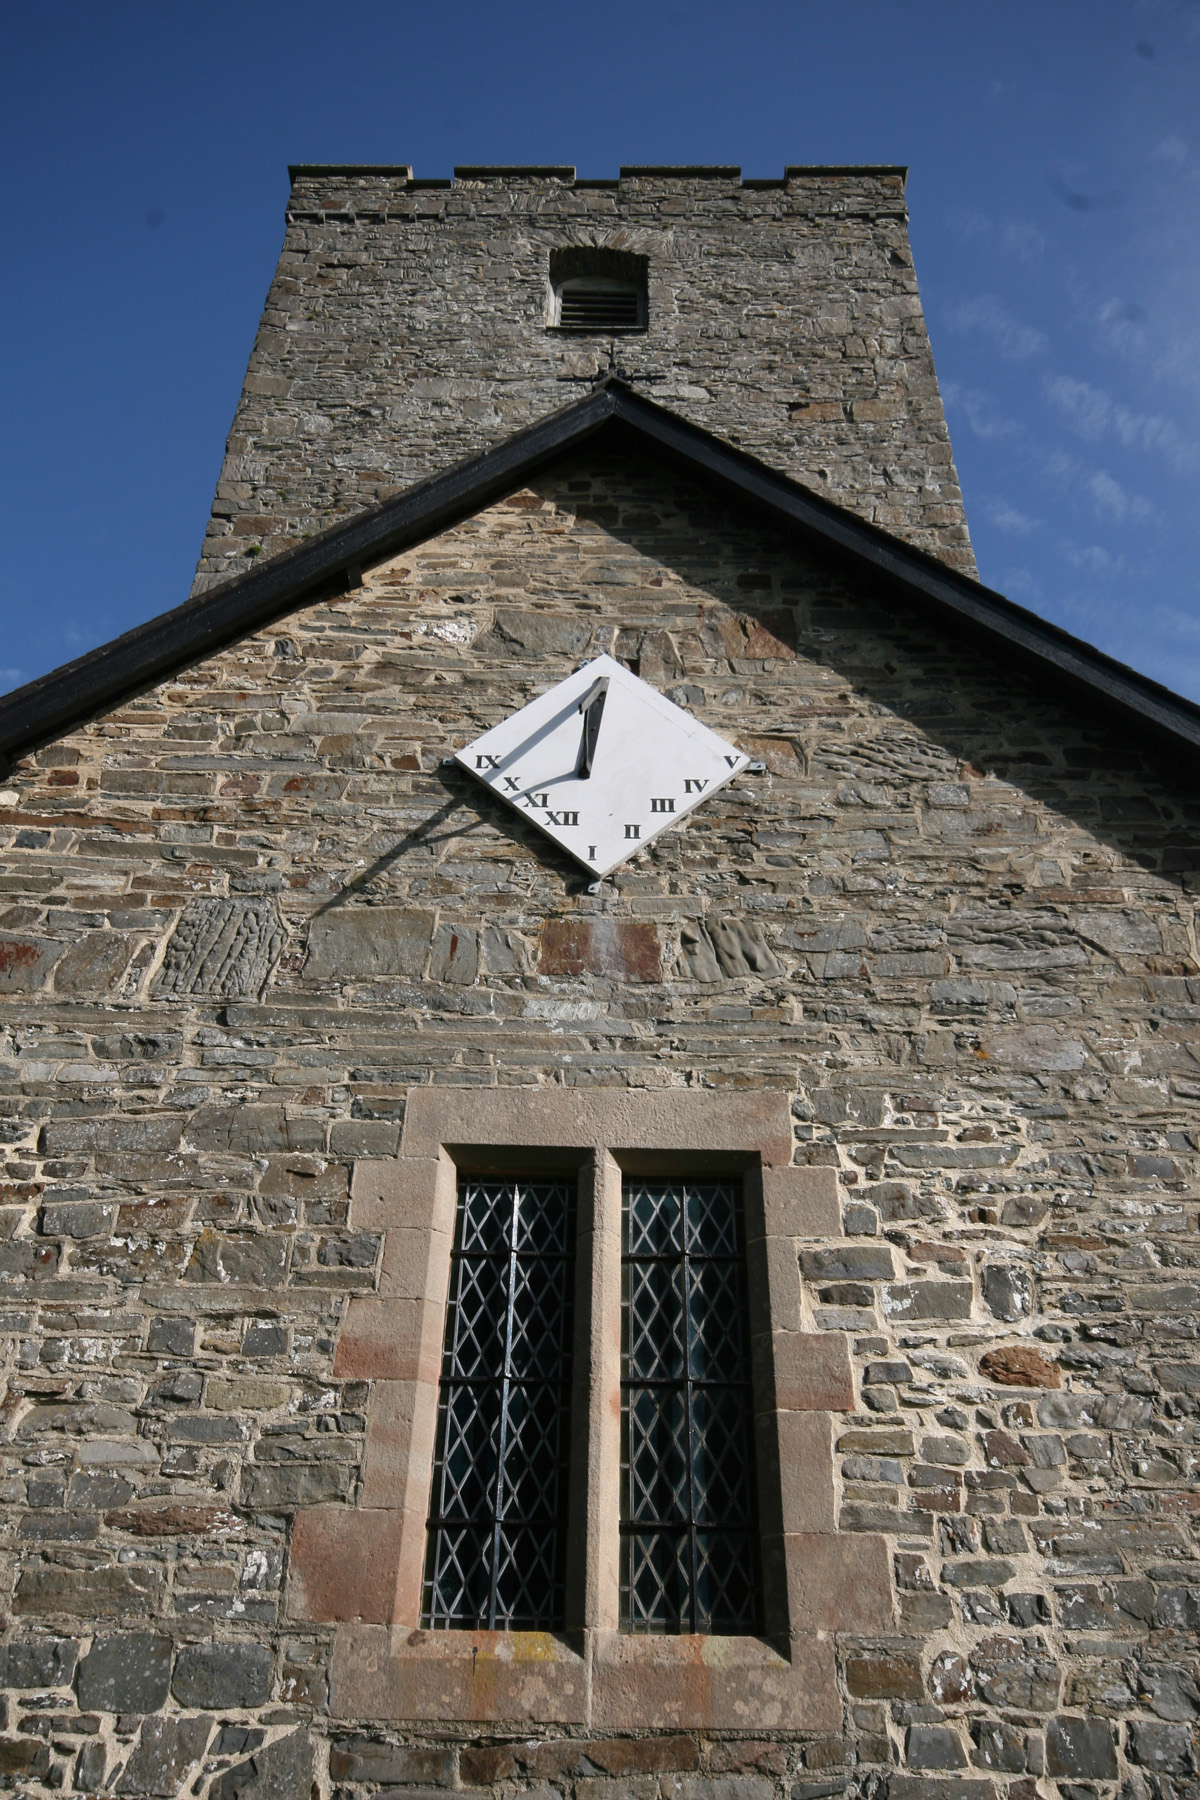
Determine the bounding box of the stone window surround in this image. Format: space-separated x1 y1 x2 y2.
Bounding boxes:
287 1087 893 1729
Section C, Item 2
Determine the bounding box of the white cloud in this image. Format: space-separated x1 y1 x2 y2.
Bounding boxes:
946 209 1045 263
1087 468 1157 526
1151 134 1190 166
1043 374 1199 472
1061 542 1132 578
1044 376 1112 439
983 498 1040 535
1038 447 1160 527
942 381 1023 442
941 294 1050 361
1093 289 1200 401
1147 603 1200 645
1001 567 1042 601
999 220 1048 263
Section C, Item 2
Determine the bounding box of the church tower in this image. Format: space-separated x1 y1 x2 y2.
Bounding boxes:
195 165 975 590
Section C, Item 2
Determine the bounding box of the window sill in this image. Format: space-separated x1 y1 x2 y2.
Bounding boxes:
329 1625 843 1730
546 324 648 336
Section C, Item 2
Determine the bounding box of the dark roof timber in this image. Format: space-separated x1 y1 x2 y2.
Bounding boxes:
2 380 1198 771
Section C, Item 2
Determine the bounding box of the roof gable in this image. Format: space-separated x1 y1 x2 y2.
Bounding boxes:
2 380 1198 770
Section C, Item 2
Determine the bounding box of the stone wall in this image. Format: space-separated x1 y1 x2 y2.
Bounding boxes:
193 165 975 592
0 448 1197 1797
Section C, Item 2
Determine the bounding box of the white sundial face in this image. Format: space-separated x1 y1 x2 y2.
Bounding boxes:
456 654 751 878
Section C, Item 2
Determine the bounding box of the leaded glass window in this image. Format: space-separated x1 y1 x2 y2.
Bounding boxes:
621 1178 761 1634
421 1176 576 1630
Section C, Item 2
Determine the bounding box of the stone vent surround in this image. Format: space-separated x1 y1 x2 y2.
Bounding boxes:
287 1086 893 1728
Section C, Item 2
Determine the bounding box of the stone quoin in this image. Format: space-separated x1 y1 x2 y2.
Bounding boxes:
0 164 1197 1800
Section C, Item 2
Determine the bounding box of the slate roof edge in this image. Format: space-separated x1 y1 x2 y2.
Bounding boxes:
606 386 1200 757
0 390 626 770
1 379 1198 770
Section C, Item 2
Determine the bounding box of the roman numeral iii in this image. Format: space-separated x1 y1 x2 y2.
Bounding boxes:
650 797 675 813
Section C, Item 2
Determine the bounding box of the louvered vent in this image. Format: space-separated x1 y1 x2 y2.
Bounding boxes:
557 279 645 333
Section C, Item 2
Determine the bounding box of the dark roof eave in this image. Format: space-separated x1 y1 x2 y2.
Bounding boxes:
0 389 625 770
2 379 1199 770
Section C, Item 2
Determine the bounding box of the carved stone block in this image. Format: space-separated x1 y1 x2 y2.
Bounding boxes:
155 898 284 999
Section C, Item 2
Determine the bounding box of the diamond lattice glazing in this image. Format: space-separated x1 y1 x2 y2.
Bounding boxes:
620 1180 760 1634
422 1178 576 1629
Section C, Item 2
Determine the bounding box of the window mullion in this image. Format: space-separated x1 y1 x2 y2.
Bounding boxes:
681 1190 700 1634
488 1180 522 1631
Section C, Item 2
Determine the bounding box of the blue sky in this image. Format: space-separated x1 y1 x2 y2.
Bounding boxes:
2 1 1198 698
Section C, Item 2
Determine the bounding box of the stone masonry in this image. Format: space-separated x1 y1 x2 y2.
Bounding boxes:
192 166 976 592
0 443 1198 1797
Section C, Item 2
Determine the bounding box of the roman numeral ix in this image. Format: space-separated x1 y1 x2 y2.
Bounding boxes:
475 754 501 770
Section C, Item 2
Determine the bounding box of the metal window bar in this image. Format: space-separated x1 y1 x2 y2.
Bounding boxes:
620 1179 761 1634
558 280 644 332
421 1176 576 1630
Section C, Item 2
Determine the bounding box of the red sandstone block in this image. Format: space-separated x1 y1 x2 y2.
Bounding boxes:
539 919 660 981
287 1507 405 1623
332 1296 437 1382
772 1531 893 1633
845 1648 922 1699
769 1331 855 1411
758 1165 842 1239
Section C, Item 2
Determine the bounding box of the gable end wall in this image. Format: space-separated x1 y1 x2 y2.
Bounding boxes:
0 451 1196 1796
